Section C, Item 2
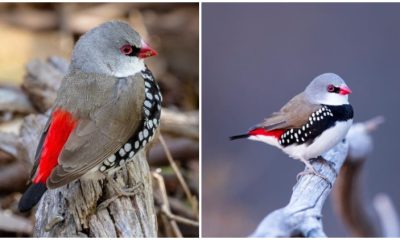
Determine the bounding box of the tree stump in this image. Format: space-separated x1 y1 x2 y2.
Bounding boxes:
33 150 157 237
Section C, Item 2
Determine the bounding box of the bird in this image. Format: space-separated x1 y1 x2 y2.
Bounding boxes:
230 73 353 181
18 20 162 212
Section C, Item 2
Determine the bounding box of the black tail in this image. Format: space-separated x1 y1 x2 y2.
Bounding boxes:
18 182 47 212
229 133 250 140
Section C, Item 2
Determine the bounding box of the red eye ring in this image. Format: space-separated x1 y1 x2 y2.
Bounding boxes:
327 84 335 92
120 44 133 56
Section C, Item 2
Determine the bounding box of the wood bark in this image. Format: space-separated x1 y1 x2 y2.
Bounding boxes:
251 140 348 237
33 150 157 237
331 121 379 237
332 117 399 237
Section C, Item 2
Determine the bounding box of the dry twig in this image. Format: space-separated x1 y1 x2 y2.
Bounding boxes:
0 210 33 234
373 193 400 237
153 170 182 237
158 134 198 218
332 116 399 237
332 116 384 237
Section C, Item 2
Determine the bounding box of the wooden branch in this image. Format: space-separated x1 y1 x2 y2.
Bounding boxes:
0 210 33 234
0 131 19 158
0 129 30 192
0 86 35 121
17 114 48 168
148 137 198 166
160 109 199 140
153 193 197 220
159 134 198 218
331 117 383 237
0 161 29 192
251 140 348 237
22 57 67 113
153 170 182 237
33 150 157 237
373 193 400 237
332 116 399 237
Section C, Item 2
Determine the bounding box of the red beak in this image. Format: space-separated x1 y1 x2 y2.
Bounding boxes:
339 85 352 95
138 40 157 59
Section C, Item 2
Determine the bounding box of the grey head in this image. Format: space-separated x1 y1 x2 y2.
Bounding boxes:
304 73 352 106
69 20 157 77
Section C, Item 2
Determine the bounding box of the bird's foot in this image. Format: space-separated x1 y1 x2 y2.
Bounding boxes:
296 165 333 188
309 156 338 177
309 156 335 167
109 177 144 197
115 182 144 197
98 178 144 210
45 215 64 232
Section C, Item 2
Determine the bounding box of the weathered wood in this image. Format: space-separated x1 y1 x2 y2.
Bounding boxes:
0 210 33 234
22 57 67 113
332 119 381 237
17 114 48 168
0 129 30 192
160 109 198 140
251 140 348 237
148 137 198 166
0 161 28 192
0 86 35 122
332 116 400 237
373 193 400 237
33 150 157 237
0 131 19 159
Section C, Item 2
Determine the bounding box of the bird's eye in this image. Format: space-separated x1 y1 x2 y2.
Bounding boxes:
327 84 335 92
120 44 133 56
120 44 141 57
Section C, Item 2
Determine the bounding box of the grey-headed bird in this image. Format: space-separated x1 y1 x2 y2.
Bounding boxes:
230 73 353 180
19 21 162 212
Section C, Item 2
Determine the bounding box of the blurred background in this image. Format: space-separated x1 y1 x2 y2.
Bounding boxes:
202 3 400 237
0 3 198 237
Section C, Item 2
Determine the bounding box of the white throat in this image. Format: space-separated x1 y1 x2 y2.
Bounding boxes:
316 94 349 106
306 92 349 106
113 58 146 78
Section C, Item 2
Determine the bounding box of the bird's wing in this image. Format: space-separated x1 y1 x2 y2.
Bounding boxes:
256 93 321 130
45 72 145 189
29 116 51 181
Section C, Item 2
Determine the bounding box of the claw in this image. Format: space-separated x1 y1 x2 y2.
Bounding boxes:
45 215 64 232
310 157 338 178
297 158 333 188
98 178 144 210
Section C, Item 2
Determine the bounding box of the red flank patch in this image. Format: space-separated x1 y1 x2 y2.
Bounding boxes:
33 109 77 184
249 128 285 139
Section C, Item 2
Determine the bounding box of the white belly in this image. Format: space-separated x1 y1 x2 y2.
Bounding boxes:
248 135 281 148
248 119 352 161
283 119 353 160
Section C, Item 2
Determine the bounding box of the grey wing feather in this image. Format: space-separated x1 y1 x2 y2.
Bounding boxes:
256 93 321 130
46 73 145 189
